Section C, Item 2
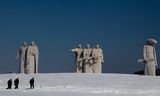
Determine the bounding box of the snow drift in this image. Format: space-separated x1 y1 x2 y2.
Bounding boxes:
0 73 159 96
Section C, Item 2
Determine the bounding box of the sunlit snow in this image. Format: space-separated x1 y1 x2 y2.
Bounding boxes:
0 73 159 96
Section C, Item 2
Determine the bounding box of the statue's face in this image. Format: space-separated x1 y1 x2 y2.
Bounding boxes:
31 41 35 46
96 44 100 48
87 44 90 48
78 44 82 48
146 41 156 46
152 43 157 47
23 42 28 46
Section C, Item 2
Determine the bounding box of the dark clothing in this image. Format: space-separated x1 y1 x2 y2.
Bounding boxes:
14 78 19 89
29 78 34 89
6 79 12 89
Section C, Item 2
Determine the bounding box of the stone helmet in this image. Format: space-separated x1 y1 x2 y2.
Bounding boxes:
23 42 28 46
146 38 157 45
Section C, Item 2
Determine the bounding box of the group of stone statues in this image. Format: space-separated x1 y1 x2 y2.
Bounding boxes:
138 38 158 76
16 41 39 74
71 38 158 76
71 44 104 73
16 38 158 76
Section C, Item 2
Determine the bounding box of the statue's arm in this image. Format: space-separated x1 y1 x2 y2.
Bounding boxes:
143 45 147 61
153 47 158 67
35 47 39 55
143 45 149 64
71 48 78 52
101 50 104 62
16 48 21 59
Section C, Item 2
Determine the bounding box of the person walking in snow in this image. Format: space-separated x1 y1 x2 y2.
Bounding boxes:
14 78 19 89
6 79 12 89
29 78 34 89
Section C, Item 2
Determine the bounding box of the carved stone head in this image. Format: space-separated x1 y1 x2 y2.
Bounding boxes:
31 41 36 46
146 38 157 46
87 44 90 48
96 44 100 48
23 42 28 47
78 44 82 48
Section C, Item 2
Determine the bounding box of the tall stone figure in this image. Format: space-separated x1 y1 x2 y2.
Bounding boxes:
16 42 28 73
91 44 104 73
26 41 39 74
143 38 157 76
83 44 92 73
71 44 84 73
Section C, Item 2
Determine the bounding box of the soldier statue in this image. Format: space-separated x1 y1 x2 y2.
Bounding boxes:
26 41 39 74
83 44 93 73
16 42 28 73
71 44 84 73
91 44 104 73
143 38 158 76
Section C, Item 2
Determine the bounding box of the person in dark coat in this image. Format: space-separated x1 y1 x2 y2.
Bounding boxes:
29 78 34 89
14 78 19 89
6 79 12 89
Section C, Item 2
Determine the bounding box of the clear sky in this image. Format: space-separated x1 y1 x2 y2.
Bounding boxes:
0 0 160 74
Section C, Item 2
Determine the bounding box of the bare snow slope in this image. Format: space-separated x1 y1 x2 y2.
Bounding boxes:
0 73 160 96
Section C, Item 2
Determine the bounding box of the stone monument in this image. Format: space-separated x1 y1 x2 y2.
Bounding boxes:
83 44 93 73
71 44 84 73
143 38 157 76
71 44 104 73
26 41 39 74
16 42 28 73
91 44 104 73
17 41 39 74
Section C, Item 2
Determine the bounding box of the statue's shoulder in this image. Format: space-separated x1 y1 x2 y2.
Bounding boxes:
20 46 25 49
144 44 153 47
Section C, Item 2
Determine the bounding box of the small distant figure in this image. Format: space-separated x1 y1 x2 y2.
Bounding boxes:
14 78 19 89
6 79 12 89
29 78 34 89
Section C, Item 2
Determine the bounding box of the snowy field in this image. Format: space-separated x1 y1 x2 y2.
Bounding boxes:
0 73 160 96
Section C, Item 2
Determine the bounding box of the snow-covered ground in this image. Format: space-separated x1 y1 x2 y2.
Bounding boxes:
0 73 160 96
